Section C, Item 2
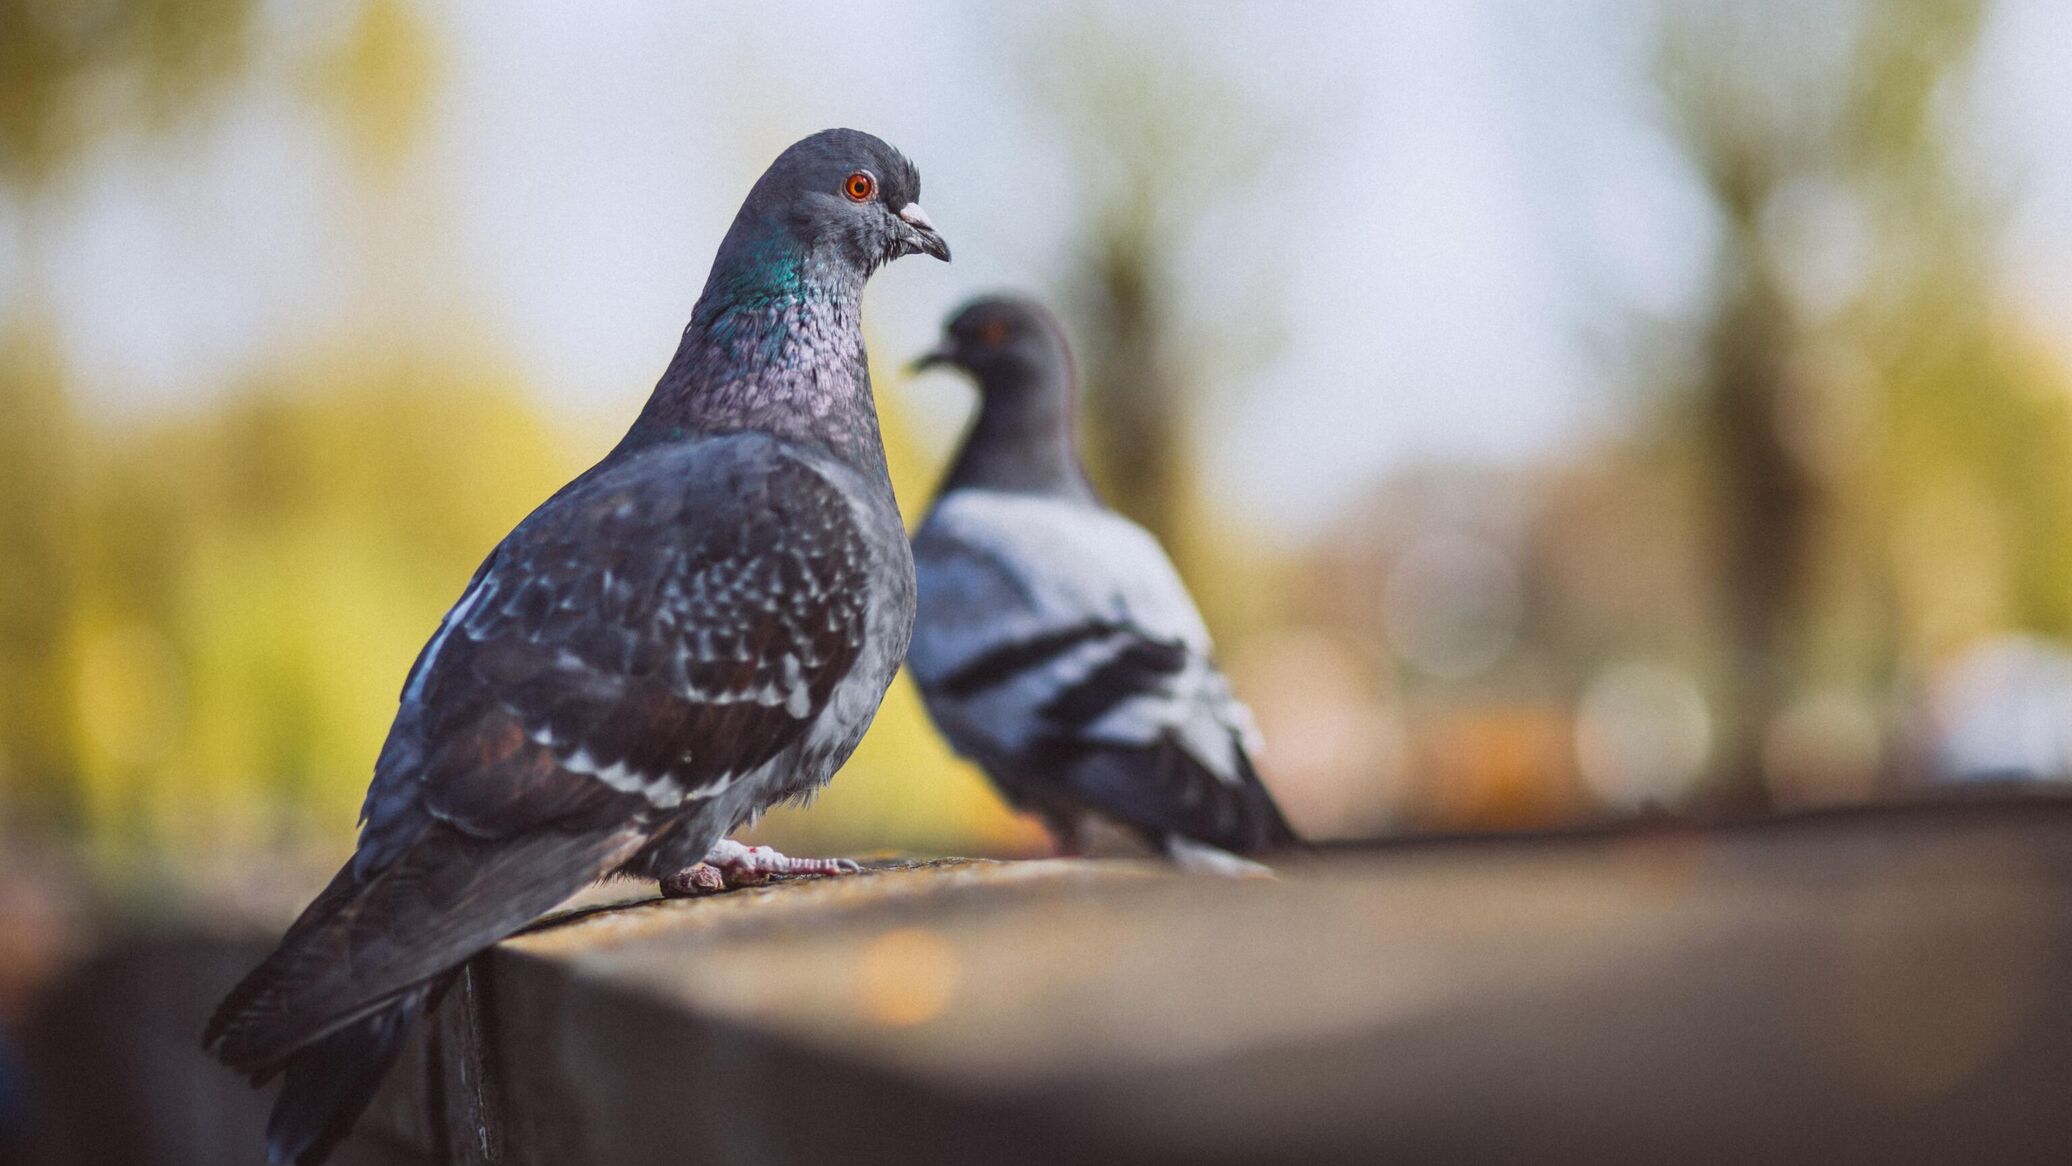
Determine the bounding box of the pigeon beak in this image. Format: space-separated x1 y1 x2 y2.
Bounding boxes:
909 341 957 374
898 203 951 262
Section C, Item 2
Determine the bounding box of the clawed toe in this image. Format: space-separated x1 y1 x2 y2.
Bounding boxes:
659 863 730 898
659 842 864 897
725 844 862 881
767 854 860 878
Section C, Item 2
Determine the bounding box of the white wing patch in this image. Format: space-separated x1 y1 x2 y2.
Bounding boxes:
910 490 1210 677
911 489 1260 783
526 725 734 808
402 574 496 706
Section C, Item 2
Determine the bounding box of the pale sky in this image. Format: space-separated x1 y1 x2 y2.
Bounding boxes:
8 0 2070 543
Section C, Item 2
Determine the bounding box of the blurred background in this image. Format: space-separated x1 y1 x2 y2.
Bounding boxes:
3 0 2071 1037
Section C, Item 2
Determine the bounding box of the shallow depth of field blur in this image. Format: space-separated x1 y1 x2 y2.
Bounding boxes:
5 0 2072 991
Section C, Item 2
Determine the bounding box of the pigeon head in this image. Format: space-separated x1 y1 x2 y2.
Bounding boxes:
707 129 949 305
911 295 1071 395
914 295 1093 500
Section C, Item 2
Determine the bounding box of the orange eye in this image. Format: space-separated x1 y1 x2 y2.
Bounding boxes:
844 171 876 202
977 321 1009 347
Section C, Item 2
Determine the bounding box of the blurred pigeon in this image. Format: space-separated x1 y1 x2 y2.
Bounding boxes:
205 129 947 1165
908 296 1298 871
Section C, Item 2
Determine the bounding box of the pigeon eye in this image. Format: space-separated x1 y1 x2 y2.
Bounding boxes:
843 171 876 202
977 321 1009 347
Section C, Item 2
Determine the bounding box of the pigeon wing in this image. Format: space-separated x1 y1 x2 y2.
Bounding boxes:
912 491 1293 850
386 434 874 838
209 434 873 1073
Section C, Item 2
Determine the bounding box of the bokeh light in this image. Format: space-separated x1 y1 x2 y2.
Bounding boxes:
855 926 961 1029
1574 663 1712 812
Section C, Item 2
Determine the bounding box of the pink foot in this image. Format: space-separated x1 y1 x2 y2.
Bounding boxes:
659 838 862 897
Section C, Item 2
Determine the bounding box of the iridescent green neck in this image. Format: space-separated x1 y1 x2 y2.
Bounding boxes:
621 281 883 484
694 237 808 323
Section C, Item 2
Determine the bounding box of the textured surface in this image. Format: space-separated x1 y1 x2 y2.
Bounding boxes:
26 799 2072 1165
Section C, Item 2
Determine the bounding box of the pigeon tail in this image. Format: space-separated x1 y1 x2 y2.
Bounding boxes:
205 861 365 1068
1064 734 1304 859
264 988 430 1166
207 818 644 1075
1225 744 1306 853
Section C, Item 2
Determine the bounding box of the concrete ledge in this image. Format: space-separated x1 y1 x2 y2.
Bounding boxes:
25 799 2072 1165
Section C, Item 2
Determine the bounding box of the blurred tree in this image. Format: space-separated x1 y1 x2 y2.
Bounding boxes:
1026 12 1283 585
1656 6 1825 808
0 0 254 189
314 0 440 181
1 0 256 836
1654 0 2070 807
0 321 80 833
110 355 576 864
0 0 465 857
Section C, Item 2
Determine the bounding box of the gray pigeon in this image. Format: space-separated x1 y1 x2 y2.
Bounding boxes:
907 295 1298 870
205 128 947 1165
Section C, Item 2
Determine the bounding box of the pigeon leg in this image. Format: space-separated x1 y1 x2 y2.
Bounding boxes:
659 837 862 897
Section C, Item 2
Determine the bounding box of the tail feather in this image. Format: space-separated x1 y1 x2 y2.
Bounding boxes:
1229 746 1304 852
207 820 643 1164
207 821 643 1073
264 989 427 1166
206 862 368 1071
1066 734 1303 857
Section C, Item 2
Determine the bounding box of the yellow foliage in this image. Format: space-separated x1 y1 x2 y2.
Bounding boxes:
315 0 440 179
2 334 1047 887
42 348 572 874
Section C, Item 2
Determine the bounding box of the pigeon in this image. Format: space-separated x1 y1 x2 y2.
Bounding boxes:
204 128 948 1166
906 295 1298 872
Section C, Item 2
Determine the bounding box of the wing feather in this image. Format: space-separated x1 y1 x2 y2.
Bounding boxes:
912 490 1238 763
211 434 876 1074
912 489 1296 854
